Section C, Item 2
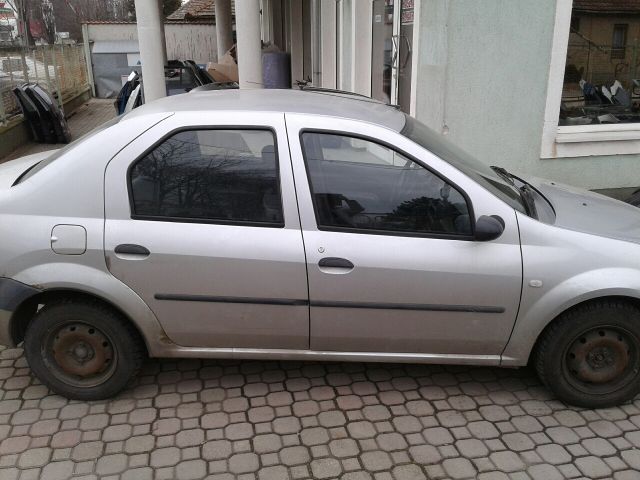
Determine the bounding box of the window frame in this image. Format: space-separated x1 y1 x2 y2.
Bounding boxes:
299 128 476 240
541 0 640 158
127 125 286 228
611 24 628 60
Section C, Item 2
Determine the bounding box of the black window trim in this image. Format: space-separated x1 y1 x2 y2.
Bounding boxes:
127 125 286 228
298 128 476 241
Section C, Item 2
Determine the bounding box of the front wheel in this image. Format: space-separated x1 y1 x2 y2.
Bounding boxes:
24 301 144 400
534 300 640 408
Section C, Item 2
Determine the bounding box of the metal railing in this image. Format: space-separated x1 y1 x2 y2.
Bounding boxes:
0 44 89 125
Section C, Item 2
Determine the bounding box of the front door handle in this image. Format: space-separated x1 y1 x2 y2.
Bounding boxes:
115 244 150 256
319 257 354 269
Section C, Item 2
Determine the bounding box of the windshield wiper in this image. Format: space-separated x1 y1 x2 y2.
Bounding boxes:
518 183 538 218
490 166 515 185
491 166 538 217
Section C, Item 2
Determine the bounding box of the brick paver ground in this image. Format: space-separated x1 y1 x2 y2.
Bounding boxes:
1 346 639 479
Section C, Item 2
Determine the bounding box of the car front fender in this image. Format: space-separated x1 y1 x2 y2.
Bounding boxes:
501 267 640 365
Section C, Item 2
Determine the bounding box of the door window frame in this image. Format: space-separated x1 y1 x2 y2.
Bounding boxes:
126 125 285 228
299 128 476 240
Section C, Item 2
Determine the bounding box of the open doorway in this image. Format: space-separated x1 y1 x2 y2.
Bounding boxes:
371 0 413 112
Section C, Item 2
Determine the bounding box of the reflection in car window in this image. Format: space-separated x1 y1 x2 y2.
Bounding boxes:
130 129 283 226
301 133 472 236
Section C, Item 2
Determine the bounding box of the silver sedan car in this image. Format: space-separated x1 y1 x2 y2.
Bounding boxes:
1 89 639 407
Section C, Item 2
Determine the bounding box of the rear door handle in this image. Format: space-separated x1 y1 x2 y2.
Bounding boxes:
114 244 150 256
319 257 354 269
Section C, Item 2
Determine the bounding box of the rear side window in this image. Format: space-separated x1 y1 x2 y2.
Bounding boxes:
301 132 472 236
130 129 283 226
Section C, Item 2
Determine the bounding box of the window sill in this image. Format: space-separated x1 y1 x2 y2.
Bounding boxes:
557 124 640 143
541 124 640 158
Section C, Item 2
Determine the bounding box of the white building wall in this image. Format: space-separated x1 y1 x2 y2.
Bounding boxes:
86 23 217 64
413 0 640 190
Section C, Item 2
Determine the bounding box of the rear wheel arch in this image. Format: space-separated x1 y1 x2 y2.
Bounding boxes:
10 288 149 356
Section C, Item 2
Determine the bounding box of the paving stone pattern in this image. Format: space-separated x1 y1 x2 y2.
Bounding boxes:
1 346 640 479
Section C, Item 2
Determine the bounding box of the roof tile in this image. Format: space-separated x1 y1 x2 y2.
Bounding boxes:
573 0 640 14
167 0 234 21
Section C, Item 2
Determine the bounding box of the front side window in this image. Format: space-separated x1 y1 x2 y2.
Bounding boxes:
301 132 472 236
130 129 283 226
561 4 638 125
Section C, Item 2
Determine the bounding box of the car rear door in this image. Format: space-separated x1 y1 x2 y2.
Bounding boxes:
285 113 522 358
104 111 309 349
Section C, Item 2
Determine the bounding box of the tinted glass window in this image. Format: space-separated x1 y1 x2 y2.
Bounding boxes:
301 133 471 236
130 129 283 226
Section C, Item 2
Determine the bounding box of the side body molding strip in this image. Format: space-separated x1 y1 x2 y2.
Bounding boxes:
154 293 505 313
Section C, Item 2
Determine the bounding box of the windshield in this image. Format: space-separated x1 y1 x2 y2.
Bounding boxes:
401 114 527 214
16 115 123 184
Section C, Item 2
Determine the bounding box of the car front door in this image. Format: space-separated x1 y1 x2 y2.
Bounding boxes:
286 113 522 358
104 112 309 349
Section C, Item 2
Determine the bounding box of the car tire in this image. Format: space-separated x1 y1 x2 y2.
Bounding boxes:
534 300 640 408
24 300 144 400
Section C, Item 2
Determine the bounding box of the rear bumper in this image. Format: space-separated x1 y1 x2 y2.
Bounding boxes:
0 278 40 347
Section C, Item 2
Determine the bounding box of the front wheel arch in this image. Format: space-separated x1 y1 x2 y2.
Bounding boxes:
531 296 640 407
529 295 640 365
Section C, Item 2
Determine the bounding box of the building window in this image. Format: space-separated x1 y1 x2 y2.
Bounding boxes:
611 24 628 59
560 6 639 126
570 16 580 33
130 129 284 226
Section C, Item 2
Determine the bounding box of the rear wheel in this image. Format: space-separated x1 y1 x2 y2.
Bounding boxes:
534 300 640 408
24 301 144 400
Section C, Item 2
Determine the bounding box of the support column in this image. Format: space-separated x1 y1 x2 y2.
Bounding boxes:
235 0 263 88
289 0 303 84
320 0 336 88
215 0 233 59
158 0 168 64
352 0 372 96
134 0 167 101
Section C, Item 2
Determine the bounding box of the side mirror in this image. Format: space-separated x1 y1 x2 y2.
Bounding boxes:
474 215 505 242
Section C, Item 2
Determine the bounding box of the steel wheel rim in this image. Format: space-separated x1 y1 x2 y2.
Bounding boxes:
43 322 117 388
563 325 640 395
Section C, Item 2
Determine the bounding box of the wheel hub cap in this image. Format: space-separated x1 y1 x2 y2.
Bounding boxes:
566 328 632 385
51 324 113 378
71 342 93 363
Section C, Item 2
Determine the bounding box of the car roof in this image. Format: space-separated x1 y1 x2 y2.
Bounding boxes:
127 88 407 131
